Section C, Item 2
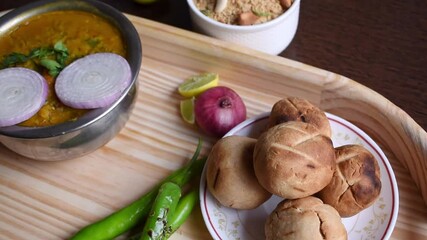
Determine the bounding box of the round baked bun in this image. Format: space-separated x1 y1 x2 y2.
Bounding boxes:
206 136 272 209
265 196 347 240
317 144 382 217
268 97 331 138
253 121 336 199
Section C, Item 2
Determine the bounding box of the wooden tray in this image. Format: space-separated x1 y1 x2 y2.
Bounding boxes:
0 14 426 239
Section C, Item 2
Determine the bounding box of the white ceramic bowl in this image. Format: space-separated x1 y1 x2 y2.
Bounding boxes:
187 0 301 55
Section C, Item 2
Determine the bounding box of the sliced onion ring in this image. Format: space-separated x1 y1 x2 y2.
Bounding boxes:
55 53 132 109
0 67 48 127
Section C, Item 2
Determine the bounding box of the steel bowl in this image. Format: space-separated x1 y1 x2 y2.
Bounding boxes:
0 0 142 161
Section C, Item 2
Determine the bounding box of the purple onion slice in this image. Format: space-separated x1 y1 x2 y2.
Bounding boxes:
0 67 48 127
55 53 132 109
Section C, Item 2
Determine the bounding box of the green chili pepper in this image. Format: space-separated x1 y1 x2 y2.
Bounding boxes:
167 188 198 236
70 140 205 240
127 183 200 240
139 182 181 240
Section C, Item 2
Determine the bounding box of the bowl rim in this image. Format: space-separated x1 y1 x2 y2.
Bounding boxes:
0 0 142 139
187 0 301 32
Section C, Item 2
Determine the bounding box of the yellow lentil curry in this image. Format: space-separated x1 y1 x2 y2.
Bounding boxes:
0 10 126 127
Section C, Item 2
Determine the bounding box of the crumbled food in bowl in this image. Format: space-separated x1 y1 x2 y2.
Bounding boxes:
194 0 294 25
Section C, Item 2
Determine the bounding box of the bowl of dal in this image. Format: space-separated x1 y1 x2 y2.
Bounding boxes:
0 0 142 161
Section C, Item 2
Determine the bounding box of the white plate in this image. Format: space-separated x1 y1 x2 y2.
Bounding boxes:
200 112 399 240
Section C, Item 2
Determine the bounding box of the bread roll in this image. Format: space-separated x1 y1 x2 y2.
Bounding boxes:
317 144 382 217
268 97 331 138
253 121 335 199
206 136 272 209
265 196 347 240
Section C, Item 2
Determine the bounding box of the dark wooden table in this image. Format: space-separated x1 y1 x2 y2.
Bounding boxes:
1 0 426 130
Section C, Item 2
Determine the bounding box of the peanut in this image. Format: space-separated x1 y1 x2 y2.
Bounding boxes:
237 11 259 25
280 0 292 9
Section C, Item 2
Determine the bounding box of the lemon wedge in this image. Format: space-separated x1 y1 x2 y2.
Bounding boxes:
180 97 196 124
178 73 219 97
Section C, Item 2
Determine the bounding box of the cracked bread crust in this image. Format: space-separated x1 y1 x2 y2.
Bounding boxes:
265 196 347 240
253 121 335 199
317 144 382 217
268 97 331 138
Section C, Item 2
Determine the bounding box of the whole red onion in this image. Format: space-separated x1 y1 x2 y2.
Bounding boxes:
194 86 246 137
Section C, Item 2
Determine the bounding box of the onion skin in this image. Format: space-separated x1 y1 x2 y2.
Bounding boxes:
194 86 246 137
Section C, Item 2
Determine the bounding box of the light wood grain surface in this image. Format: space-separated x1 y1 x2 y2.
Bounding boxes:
0 14 426 240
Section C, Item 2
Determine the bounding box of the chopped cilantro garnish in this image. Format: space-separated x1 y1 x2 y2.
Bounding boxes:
201 9 212 17
0 40 69 77
54 41 69 66
40 58 62 77
0 53 28 68
54 41 67 52
86 38 101 48
28 47 55 59
252 9 271 17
